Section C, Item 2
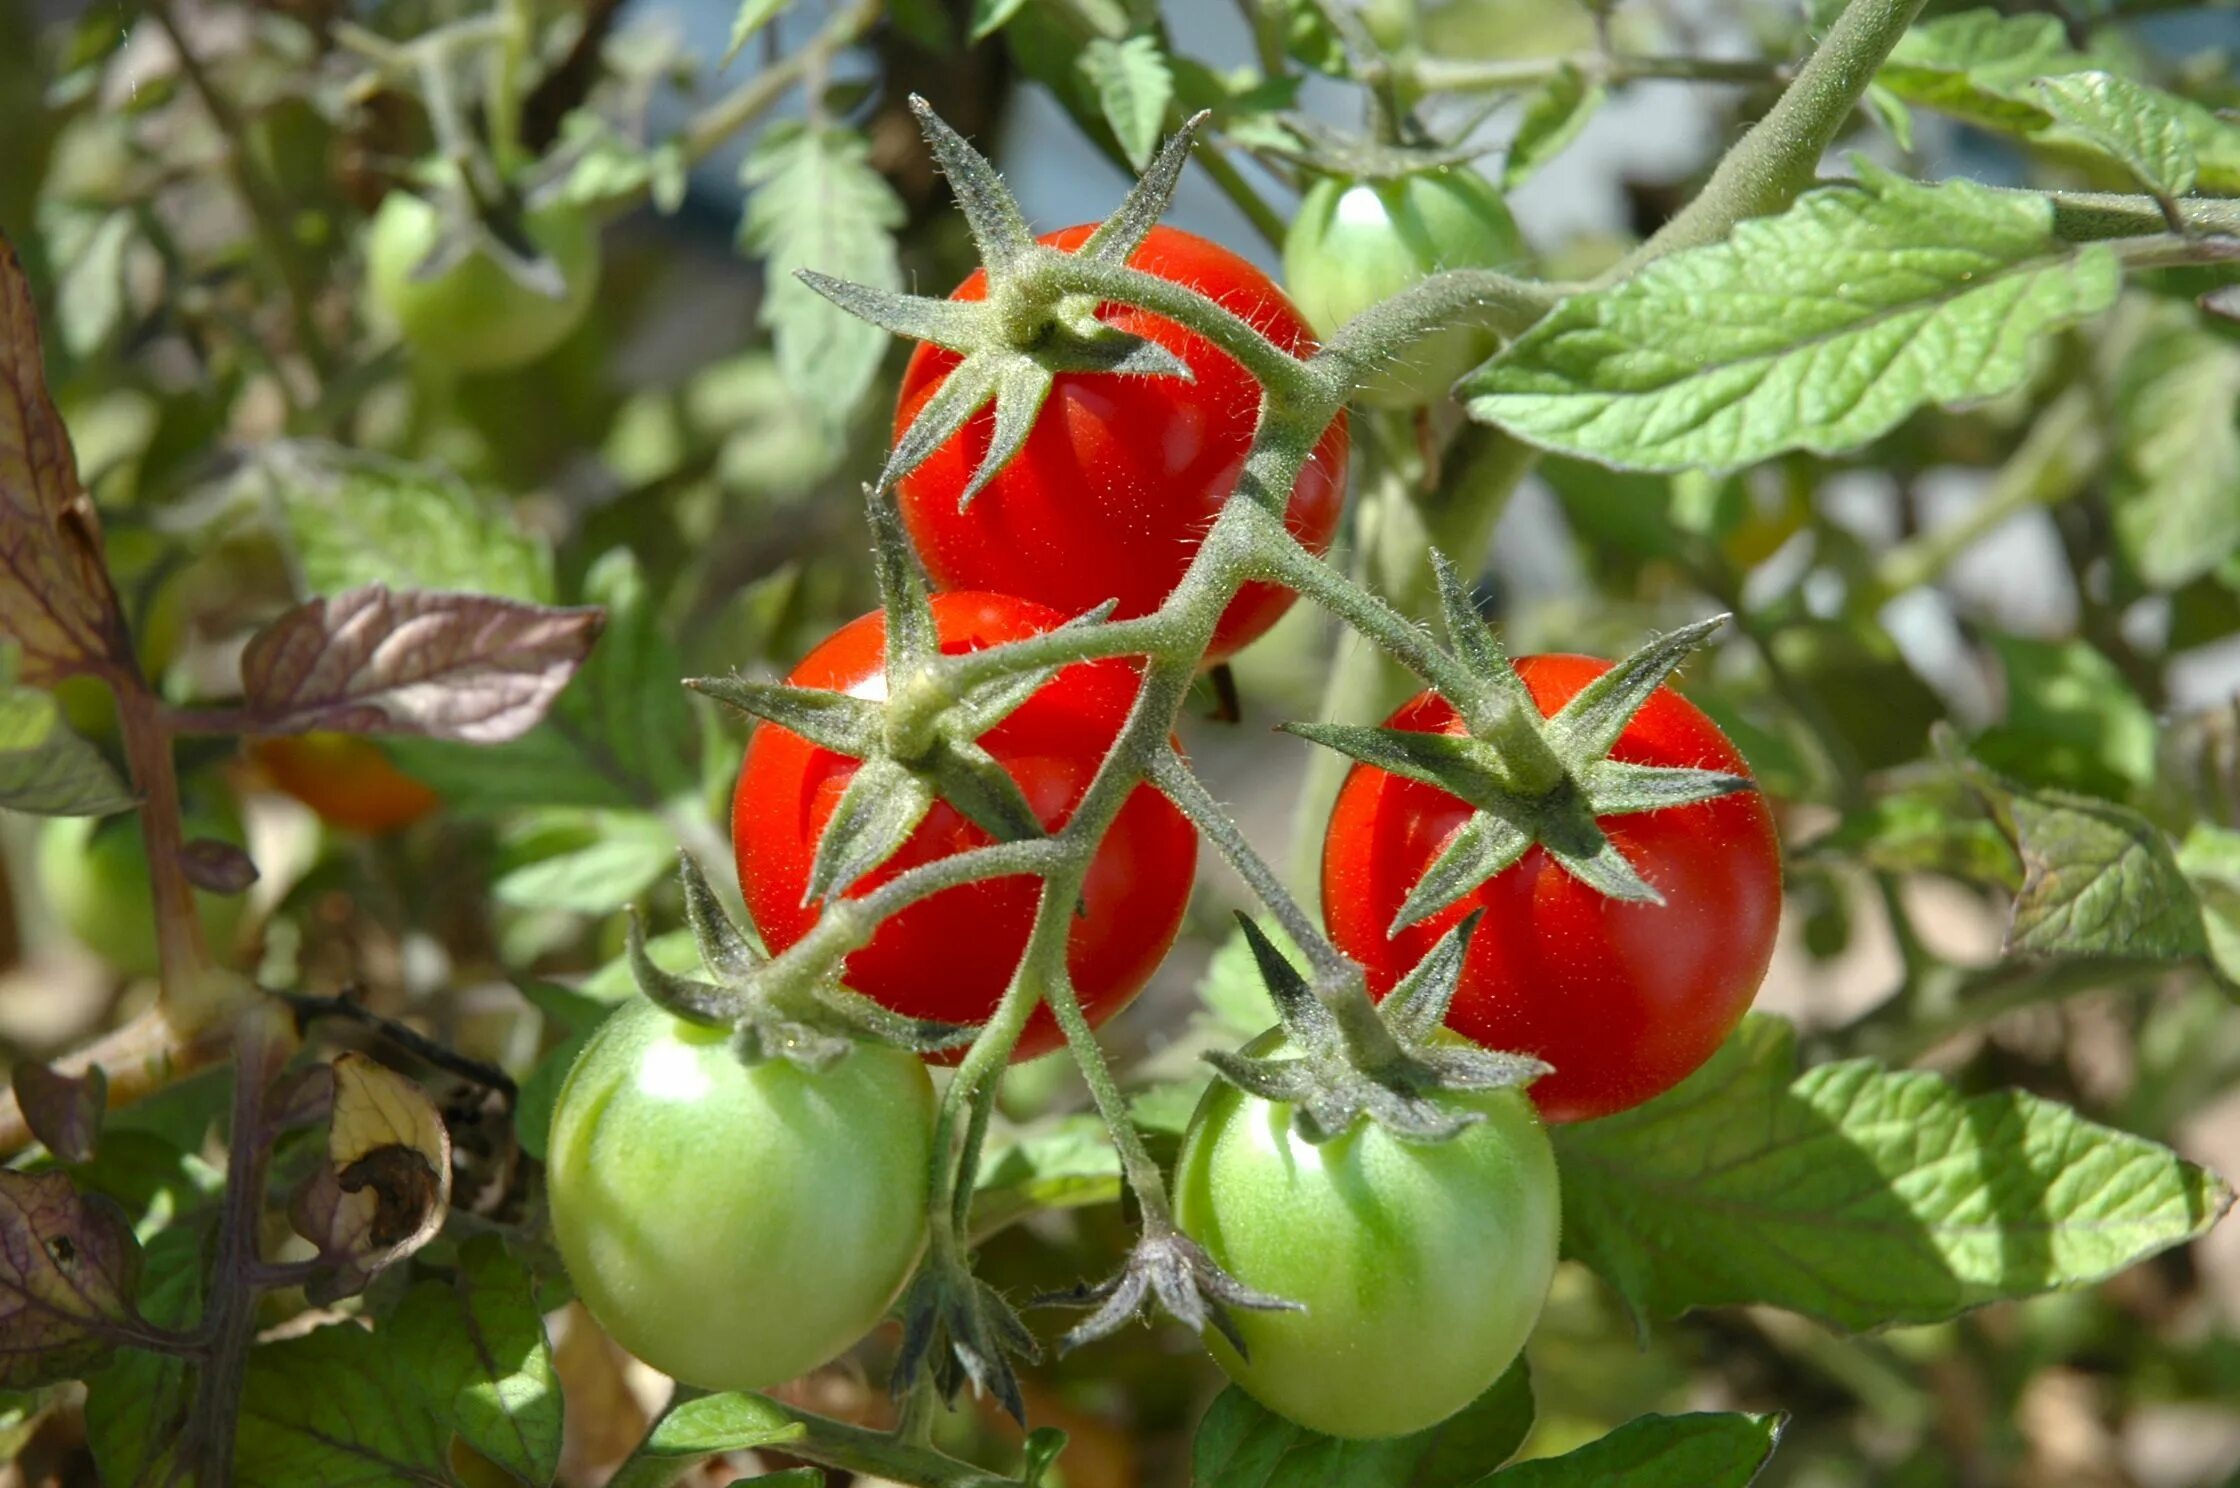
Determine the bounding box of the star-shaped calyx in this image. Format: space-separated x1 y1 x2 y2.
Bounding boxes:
798 94 1203 505
1209 913 1549 1144
1285 551 1754 935
620 853 972 1068
689 490 1105 920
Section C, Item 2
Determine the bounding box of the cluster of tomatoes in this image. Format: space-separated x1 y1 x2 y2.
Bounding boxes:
544 205 1783 1440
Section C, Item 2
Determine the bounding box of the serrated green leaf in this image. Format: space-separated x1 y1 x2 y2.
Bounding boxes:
1505 65 1605 189
1192 1361 1532 1487
1969 772 2207 962
234 1237 560 1488
2108 302 2240 591
1879 10 2080 133
1080 35 1174 173
608 1392 803 1488
1973 635 2158 797
1554 1016 2231 1331
262 445 552 603
492 814 676 913
1484 1413 1782 1487
739 124 905 432
2178 823 2240 986
720 0 789 67
1464 171 2121 473
0 662 134 816
2035 71 2197 199
1809 785 2022 888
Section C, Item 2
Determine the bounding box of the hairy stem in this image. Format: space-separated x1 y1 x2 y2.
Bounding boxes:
1409 49 1792 94
1615 0 1928 273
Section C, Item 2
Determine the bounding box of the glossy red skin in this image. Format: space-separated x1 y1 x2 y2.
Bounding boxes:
1322 655 1781 1124
895 225 1351 663
733 593 1197 1063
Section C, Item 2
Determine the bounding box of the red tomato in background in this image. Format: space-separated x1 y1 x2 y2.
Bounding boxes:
732 592 1197 1062
893 225 1350 664
1321 655 1781 1123
253 733 440 835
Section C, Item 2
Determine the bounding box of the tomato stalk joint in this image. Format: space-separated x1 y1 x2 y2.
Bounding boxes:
1287 550 1756 926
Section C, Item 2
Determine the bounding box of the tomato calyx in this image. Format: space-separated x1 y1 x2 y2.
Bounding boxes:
1287 551 1755 926
624 855 971 1068
800 96 1204 506
693 497 1101 910
893 1246 1041 1423
1036 1223 1299 1356
1208 914 1548 1144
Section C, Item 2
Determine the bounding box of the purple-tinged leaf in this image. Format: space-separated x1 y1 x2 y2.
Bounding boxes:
238 584 604 743
11 1062 105 1165
0 1169 145 1387
179 838 258 895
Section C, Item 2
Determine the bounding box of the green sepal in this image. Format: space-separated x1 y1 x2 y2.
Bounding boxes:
685 676 880 755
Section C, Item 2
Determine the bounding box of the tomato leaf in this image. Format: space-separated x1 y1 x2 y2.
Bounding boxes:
1961 765 2208 963
1463 171 2120 473
10 1062 104 1165
1555 1016 2233 1332
493 811 677 914
972 1112 1124 1240
233 1237 560 1488
0 650 135 816
0 232 134 686
1505 64 1605 188
2178 823 2240 987
285 1053 453 1304
256 442 554 604
1079 35 1175 173
2105 302 2240 591
1190 1358 1532 1487
1477 1412 1783 1487
719 0 789 69
739 123 905 433
234 584 604 742
606 1392 805 1488
2034 71 2196 201
0 1170 146 1388
1970 635 2158 798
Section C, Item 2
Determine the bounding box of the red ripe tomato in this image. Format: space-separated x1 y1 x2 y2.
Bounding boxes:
894 225 1350 664
253 733 440 835
732 592 1197 1062
1321 655 1781 1124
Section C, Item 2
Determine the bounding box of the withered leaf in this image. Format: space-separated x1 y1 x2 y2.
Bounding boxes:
289 1053 452 1304
0 1169 144 1388
238 584 604 743
0 233 133 686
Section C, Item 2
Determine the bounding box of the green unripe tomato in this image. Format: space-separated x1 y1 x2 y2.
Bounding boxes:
38 804 248 979
546 997 936 1391
1173 1037 1561 1439
366 189 600 373
1282 170 1527 408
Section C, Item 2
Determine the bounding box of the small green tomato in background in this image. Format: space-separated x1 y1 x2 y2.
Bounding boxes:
545 996 936 1391
38 802 248 979
1173 1035 1561 1439
1283 170 1527 408
367 189 600 373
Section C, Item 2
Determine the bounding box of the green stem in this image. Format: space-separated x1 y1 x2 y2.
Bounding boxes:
1409 50 1792 93
2037 188 2240 242
774 1403 1020 1488
1317 269 1559 372
1862 382 2102 606
1614 0 1929 273
1036 256 1327 406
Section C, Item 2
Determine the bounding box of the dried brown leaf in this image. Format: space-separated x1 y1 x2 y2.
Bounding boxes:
0 233 133 686
288 1053 452 1303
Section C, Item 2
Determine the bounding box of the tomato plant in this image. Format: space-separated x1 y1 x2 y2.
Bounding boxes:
1174 1033 1561 1440
1283 170 1528 408
894 225 1350 662
7 4 2240 1486
1323 656 1782 1124
252 733 439 834
732 592 1196 1062
545 995 936 1391
366 188 600 373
